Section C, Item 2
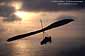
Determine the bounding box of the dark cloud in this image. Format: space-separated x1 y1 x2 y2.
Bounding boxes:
0 1 21 22
0 5 15 17
21 0 85 11
2 14 21 22
0 0 11 3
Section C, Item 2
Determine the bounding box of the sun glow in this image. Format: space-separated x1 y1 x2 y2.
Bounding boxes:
11 1 41 21
13 41 33 48
10 1 22 10
14 11 38 21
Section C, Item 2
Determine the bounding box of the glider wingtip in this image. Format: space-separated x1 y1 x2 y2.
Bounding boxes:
7 37 15 42
7 39 12 42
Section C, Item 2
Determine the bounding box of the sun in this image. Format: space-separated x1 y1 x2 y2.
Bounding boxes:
10 1 22 10
14 11 39 21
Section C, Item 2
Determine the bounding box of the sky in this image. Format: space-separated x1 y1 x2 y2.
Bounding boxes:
0 0 85 56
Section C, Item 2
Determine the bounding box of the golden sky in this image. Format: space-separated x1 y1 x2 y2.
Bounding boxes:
0 1 84 56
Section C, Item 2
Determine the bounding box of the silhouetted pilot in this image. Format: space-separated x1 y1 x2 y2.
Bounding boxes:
40 36 52 45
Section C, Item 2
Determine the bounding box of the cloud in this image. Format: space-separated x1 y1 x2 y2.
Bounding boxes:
2 14 21 22
0 0 84 22
21 0 85 11
0 0 11 3
0 5 15 17
0 1 22 22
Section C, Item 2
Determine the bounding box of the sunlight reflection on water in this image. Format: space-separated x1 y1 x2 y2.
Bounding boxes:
8 40 36 56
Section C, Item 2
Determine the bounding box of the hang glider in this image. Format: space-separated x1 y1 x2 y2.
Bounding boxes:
7 19 74 42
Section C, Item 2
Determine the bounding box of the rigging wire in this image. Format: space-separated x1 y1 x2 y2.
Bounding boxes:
40 19 45 39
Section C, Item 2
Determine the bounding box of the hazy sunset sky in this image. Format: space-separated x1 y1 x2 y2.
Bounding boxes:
0 0 84 45
0 0 84 56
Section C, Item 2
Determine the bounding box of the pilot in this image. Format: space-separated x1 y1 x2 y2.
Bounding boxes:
40 36 52 45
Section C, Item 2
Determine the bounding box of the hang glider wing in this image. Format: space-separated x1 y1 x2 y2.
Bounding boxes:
7 19 74 42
